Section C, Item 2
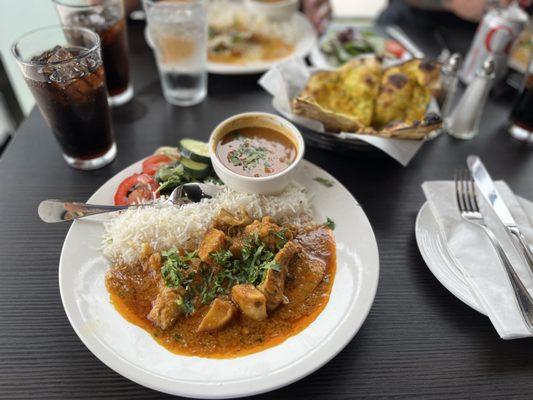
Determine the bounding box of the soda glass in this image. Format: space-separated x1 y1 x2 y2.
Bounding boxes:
144 0 207 106
12 26 116 170
53 0 133 106
508 42 533 142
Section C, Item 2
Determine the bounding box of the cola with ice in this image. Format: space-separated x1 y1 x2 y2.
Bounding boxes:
54 0 132 105
27 45 114 160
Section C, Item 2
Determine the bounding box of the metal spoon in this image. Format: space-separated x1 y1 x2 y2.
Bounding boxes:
38 182 222 223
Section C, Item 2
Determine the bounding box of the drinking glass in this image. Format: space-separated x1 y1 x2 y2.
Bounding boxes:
12 26 116 170
144 0 207 106
53 0 133 106
508 40 533 143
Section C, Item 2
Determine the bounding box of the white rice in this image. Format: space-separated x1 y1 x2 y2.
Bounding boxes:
102 183 312 265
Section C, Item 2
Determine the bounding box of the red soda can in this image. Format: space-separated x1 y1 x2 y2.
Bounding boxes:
460 3 528 84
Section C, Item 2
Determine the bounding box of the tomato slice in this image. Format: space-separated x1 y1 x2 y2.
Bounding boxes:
385 39 406 59
114 173 160 206
142 155 175 176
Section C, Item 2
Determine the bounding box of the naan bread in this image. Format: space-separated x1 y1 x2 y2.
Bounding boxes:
373 59 440 129
292 56 442 139
292 57 383 132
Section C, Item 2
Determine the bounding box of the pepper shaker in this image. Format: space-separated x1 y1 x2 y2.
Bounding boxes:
430 53 462 139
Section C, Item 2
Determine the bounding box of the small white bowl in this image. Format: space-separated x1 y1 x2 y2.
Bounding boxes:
244 0 298 21
209 112 305 195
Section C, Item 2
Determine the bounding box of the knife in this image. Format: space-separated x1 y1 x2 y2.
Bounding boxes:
467 155 533 275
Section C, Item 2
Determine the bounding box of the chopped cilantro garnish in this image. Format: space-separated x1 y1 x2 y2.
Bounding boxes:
227 139 268 171
177 295 195 315
324 217 335 230
314 177 334 187
160 231 287 315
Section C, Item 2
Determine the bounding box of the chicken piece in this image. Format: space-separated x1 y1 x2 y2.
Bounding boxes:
229 236 245 258
147 286 183 330
197 298 236 332
198 228 228 264
244 217 293 249
258 241 300 310
143 252 161 273
231 284 267 321
286 254 325 304
214 208 253 233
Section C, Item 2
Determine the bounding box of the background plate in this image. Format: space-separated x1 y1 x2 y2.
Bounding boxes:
144 12 316 75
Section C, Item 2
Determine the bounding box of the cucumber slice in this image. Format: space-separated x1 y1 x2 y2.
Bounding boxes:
179 139 211 163
180 157 210 179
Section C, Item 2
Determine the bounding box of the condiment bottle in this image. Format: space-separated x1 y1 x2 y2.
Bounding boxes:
429 53 462 140
446 58 496 140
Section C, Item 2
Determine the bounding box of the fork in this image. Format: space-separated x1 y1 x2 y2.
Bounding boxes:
455 168 533 332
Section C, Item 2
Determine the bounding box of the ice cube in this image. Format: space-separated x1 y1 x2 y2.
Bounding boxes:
48 61 85 84
68 10 107 30
33 45 100 84
48 46 74 63
31 45 64 63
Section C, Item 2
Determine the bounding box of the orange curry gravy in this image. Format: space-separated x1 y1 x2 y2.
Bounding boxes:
208 33 294 65
105 227 336 358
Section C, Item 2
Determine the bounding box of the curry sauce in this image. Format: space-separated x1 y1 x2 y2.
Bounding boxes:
208 35 294 65
106 225 335 358
216 126 297 177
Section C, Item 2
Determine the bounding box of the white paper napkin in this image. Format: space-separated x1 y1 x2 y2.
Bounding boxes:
422 181 533 339
258 58 428 166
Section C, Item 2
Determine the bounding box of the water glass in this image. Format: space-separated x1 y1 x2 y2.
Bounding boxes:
53 0 133 106
144 0 207 106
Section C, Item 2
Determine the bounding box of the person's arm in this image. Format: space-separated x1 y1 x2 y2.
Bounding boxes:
302 0 332 34
406 0 452 11
407 0 513 21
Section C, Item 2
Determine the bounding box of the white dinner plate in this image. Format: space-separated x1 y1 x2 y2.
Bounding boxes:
144 12 317 75
59 159 379 399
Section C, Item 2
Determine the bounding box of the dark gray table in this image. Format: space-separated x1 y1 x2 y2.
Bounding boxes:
1 21 533 400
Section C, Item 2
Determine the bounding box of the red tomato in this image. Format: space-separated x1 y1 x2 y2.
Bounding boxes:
385 39 406 59
114 173 160 206
142 155 174 176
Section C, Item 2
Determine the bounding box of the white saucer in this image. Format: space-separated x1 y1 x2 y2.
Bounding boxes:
415 202 485 314
415 197 533 315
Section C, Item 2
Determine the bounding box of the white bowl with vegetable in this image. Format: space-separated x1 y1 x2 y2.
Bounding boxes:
209 112 305 195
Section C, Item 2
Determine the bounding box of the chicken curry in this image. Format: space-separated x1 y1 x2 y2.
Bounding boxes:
106 209 336 358
208 25 294 65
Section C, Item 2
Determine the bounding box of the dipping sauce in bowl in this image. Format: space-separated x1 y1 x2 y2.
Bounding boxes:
216 127 297 177
209 112 304 194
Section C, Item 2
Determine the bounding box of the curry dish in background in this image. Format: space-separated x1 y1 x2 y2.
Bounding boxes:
106 209 335 358
292 56 442 139
216 127 297 177
208 25 294 65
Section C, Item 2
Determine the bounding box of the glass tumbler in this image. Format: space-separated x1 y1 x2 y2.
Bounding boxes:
508 40 533 143
53 0 133 106
144 0 207 106
12 26 116 170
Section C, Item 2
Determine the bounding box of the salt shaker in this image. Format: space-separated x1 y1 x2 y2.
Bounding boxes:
446 58 496 140
429 53 462 139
